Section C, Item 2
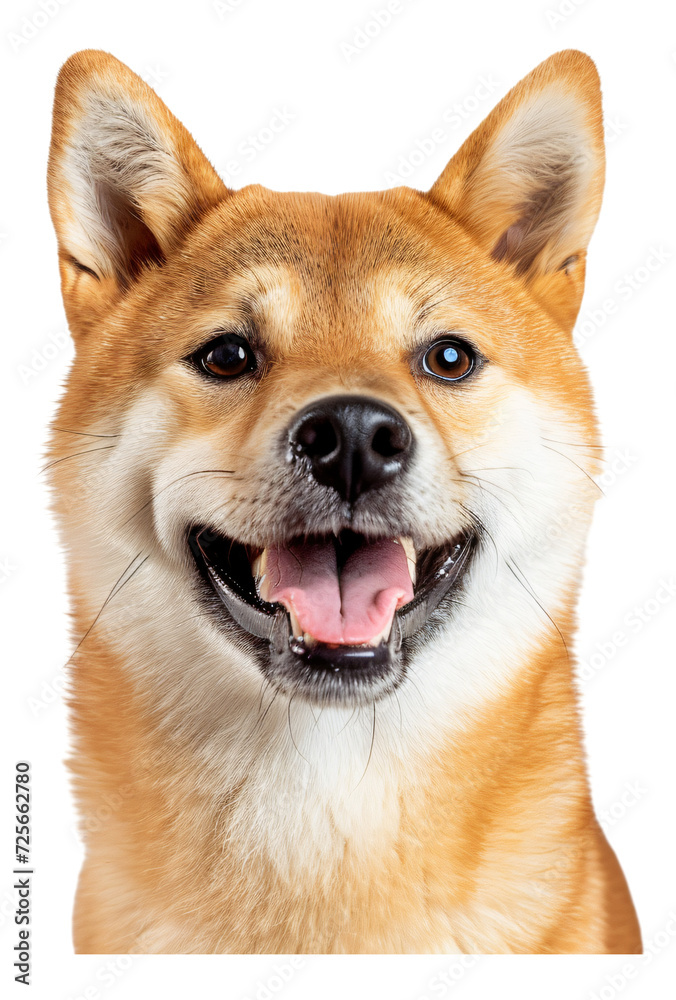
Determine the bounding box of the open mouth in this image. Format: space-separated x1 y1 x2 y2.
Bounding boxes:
188 525 476 704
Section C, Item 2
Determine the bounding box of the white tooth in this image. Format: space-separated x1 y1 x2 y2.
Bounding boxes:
367 630 386 648
398 536 417 586
303 632 318 649
251 549 265 580
252 549 270 601
288 607 303 639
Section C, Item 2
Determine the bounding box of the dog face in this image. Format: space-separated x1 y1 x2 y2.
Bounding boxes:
48 51 604 749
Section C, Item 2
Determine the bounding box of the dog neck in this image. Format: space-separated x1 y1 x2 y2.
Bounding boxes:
70 623 593 951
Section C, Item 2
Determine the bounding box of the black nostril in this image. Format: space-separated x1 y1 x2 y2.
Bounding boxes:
287 394 414 503
371 422 410 458
296 416 338 459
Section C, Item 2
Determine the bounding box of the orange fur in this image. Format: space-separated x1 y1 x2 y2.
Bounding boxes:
47 49 641 953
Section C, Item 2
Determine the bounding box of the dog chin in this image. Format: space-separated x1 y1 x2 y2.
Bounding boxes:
188 524 478 706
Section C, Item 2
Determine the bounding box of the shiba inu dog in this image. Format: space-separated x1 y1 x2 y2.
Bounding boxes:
47 48 641 953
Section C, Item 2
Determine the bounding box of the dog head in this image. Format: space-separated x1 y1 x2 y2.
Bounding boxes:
47 51 604 732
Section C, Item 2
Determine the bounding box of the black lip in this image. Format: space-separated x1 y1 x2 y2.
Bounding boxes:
188 526 476 705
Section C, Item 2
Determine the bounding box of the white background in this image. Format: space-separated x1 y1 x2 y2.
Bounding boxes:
1 0 675 996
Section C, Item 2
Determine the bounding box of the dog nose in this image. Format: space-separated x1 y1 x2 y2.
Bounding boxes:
288 394 413 503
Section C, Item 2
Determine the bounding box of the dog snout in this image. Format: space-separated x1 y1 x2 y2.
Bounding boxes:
287 394 414 503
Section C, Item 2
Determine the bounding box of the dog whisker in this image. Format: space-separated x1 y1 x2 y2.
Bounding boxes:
392 688 404 737
353 701 377 790
121 469 239 527
464 464 536 480
64 553 150 668
335 704 359 736
40 444 116 475
541 436 606 451
454 473 523 530
256 683 282 730
286 684 310 764
505 558 569 662
541 443 604 494
51 426 121 439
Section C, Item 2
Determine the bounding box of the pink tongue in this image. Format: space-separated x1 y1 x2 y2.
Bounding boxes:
265 538 414 645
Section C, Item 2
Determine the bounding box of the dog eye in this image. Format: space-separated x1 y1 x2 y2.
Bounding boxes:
421 339 475 382
192 334 256 379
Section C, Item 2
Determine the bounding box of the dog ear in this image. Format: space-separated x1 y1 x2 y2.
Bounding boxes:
48 50 228 335
428 50 605 331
